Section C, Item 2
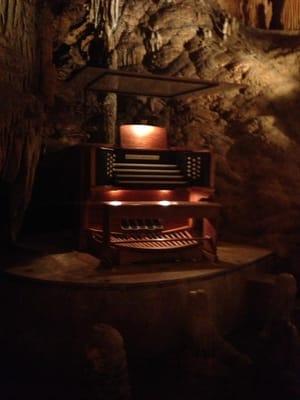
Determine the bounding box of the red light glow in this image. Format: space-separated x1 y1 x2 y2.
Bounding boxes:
190 191 208 202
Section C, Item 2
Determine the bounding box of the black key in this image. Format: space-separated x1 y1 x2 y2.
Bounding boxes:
128 219 138 229
136 219 145 229
145 218 154 229
153 219 163 229
121 219 130 230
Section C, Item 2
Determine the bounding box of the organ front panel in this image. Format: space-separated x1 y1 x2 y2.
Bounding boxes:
79 125 220 268
95 147 212 188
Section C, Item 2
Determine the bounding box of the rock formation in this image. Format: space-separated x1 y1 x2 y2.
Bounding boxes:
281 0 300 30
0 0 48 244
218 0 300 30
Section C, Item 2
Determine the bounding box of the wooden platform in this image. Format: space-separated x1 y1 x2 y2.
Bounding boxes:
4 242 272 287
1 243 275 358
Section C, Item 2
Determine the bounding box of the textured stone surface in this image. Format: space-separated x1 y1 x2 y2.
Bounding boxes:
218 0 300 30
0 0 52 242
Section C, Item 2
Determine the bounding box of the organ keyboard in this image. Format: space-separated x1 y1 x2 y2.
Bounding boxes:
79 125 220 268
96 147 211 188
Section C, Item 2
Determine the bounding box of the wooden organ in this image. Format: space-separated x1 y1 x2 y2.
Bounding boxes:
79 124 221 267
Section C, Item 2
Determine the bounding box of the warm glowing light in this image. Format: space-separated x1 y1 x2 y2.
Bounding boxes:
120 124 167 149
190 193 206 202
109 201 122 206
129 124 157 137
110 190 123 194
159 200 171 206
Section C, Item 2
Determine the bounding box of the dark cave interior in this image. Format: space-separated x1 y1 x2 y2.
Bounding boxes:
2 1 300 399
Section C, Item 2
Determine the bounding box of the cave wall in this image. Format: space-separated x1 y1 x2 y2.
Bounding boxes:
0 0 51 244
218 0 300 30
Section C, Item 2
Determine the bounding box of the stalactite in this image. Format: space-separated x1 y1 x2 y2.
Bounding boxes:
40 3 56 107
281 0 300 30
88 0 122 144
89 0 121 51
0 0 45 242
0 0 9 34
110 0 120 31
219 0 300 31
89 0 102 29
240 0 273 29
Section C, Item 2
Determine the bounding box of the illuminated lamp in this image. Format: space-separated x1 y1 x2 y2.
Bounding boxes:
109 201 122 206
158 200 171 206
120 124 167 149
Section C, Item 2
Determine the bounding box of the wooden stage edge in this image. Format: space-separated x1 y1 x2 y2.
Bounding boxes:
3 242 274 288
1 242 277 357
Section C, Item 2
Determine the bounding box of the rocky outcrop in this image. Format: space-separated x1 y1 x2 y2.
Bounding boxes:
218 0 300 30
0 0 49 243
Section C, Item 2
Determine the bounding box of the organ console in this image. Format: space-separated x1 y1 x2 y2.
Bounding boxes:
79 124 221 267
